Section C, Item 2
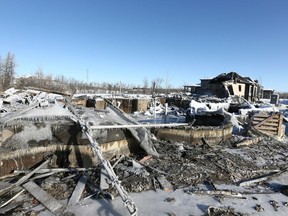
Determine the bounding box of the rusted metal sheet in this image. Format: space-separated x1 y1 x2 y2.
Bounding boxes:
251 113 284 137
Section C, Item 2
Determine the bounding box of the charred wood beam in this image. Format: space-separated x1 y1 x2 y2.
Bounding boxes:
238 168 288 187
235 137 262 147
0 158 50 196
68 175 88 206
22 181 69 216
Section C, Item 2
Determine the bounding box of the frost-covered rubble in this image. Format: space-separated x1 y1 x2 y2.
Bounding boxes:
1 88 288 215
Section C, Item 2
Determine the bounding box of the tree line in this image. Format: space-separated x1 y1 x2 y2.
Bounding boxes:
3 52 286 98
0 52 181 95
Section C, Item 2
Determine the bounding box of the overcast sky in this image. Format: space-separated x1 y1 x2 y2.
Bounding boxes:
1 0 287 91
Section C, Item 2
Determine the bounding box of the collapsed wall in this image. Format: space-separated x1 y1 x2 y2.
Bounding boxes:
0 103 134 177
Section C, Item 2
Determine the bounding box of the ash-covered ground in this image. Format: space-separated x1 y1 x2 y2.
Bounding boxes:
1 133 288 216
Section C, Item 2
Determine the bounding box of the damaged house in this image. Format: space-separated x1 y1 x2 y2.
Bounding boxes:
187 72 263 102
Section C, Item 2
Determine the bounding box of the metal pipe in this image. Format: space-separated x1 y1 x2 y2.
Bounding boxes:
90 123 188 129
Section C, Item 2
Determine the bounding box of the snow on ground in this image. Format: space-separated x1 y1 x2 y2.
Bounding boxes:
64 183 288 216
33 172 288 216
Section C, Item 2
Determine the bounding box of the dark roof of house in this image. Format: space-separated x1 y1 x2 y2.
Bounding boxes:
209 72 253 84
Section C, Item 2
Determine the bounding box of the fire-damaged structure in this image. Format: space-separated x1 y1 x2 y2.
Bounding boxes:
0 83 288 215
186 72 263 102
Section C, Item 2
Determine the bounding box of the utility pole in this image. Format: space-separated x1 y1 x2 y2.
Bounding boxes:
86 69 89 83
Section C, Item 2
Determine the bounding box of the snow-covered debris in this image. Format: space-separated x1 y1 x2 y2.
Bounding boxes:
1 102 76 126
3 87 18 97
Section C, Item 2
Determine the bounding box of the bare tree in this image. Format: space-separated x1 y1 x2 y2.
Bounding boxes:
151 78 163 94
2 52 16 90
165 72 171 96
142 77 149 94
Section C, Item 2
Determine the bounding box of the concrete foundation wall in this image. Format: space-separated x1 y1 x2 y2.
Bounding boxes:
95 99 106 109
154 124 233 145
0 139 130 177
72 97 149 113
132 99 148 112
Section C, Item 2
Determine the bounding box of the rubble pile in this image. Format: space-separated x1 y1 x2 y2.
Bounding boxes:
1 87 288 215
1 132 288 215
116 135 288 193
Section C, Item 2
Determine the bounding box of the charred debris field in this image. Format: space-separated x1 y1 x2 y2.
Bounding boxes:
1 88 288 215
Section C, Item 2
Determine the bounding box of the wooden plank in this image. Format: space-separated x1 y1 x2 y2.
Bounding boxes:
22 181 67 216
236 137 262 147
254 114 270 118
190 190 243 198
277 114 283 136
99 168 110 190
252 119 279 123
14 167 91 174
253 119 279 123
0 158 50 196
253 114 279 128
254 122 279 127
0 201 24 214
68 175 88 206
157 175 173 191
254 130 277 135
254 126 278 131
239 169 288 187
253 117 267 122
254 113 279 118
0 189 25 208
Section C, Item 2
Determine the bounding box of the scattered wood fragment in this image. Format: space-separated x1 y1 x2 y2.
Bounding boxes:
22 181 69 216
0 189 25 208
0 201 24 214
238 168 288 187
13 167 91 174
201 137 215 149
137 161 169 175
68 175 88 206
153 139 186 148
235 137 262 147
29 172 55 181
99 168 110 190
156 175 173 191
0 158 50 196
206 206 242 216
251 113 284 137
84 190 114 200
187 189 244 198
139 155 153 164
249 127 270 138
112 155 125 168
0 173 19 181
94 108 109 113
14 159 50 185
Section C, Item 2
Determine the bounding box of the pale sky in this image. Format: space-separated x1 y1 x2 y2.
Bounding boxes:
1 0 287 91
